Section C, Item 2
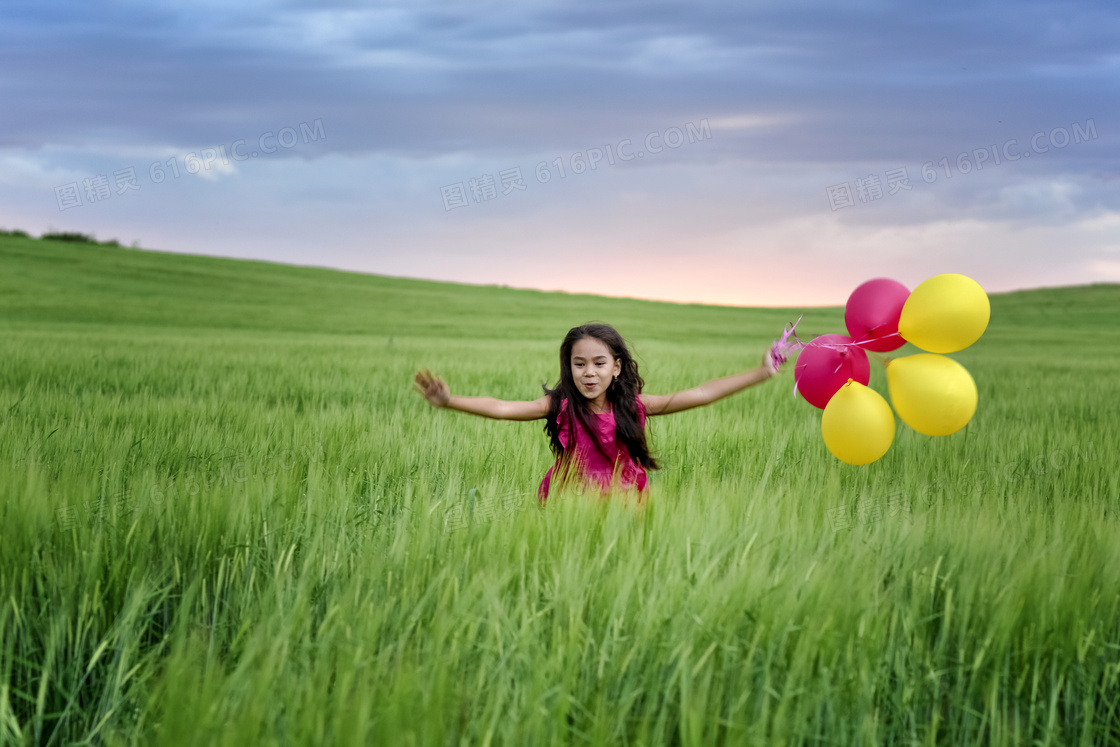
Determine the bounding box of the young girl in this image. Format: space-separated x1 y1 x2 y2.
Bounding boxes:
414 322 778 506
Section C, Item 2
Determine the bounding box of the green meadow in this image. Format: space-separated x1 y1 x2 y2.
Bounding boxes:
1 232 1118 746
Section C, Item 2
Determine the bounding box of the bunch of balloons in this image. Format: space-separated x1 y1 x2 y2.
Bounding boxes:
769 273 990 465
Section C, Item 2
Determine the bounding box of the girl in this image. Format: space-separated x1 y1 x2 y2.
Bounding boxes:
414 323 778 506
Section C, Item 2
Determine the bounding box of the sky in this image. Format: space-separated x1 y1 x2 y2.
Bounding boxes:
2 0 1118 306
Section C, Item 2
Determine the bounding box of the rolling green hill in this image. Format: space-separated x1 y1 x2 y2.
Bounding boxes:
2 233 1118 745
5 231 1117 339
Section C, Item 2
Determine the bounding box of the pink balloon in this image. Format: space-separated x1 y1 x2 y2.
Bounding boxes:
794 334 870 409
844 278 909 352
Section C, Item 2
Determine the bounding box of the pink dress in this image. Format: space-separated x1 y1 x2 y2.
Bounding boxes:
537 396 650 504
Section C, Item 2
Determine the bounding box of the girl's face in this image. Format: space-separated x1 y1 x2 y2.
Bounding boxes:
570 336 621 404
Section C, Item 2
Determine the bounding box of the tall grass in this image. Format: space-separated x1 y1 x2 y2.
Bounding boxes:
1 234 1118 745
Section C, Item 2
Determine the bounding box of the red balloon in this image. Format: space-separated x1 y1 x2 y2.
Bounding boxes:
794 334 870 409
844 278 909 352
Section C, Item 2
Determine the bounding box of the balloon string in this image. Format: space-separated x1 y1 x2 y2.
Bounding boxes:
768 314 805 373
769 315 898 399
768 315 810 399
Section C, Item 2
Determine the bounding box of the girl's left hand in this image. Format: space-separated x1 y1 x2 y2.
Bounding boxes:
762 349 780 378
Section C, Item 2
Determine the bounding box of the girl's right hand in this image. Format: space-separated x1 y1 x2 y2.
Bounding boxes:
414 369 450 408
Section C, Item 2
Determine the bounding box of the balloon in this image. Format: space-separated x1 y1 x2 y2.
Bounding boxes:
821 379 895 465
886 354 977 436
794 334 870 409
844 278 909 352
898 274 990 353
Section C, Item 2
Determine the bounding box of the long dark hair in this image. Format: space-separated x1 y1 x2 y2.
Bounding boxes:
542 323 660 478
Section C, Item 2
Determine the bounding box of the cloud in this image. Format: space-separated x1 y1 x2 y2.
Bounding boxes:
4 1 1115 161
2 0 1119 305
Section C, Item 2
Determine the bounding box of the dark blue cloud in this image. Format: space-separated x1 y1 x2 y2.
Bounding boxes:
3 0 1117 171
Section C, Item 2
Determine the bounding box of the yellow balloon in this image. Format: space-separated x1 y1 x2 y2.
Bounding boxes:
886 354 977 436
898 273 990 353
821 380 895 465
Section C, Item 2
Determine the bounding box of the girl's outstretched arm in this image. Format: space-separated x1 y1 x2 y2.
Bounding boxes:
413 369 548 421
640 351 777 416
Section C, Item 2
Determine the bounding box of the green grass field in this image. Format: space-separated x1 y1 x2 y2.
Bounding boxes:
1 233 1118 745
